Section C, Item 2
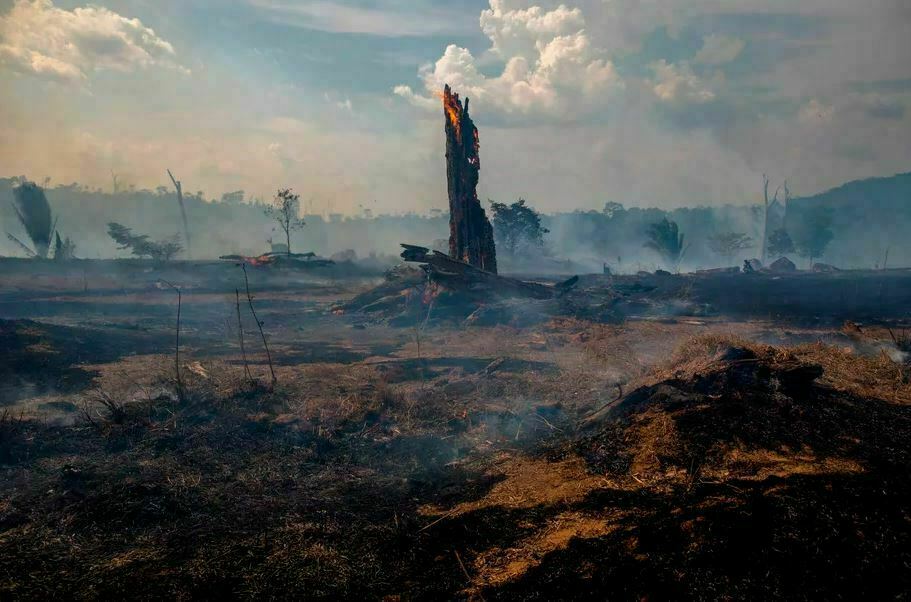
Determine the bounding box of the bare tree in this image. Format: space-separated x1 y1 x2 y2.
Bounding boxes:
235 288 253 383
264 188 306 255
760 174 781 264
783 180 791 216
167 169 192 259
241 264 276 386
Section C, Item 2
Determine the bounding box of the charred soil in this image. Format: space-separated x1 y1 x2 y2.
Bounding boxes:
1 268 910 599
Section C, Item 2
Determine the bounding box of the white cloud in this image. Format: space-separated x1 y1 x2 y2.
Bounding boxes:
650 60 716 104
323 91 354 112
247 0 475 37
396 0 623 119
480 0 585 61
695 34 745 65
393 84 437 110
0 0 184 83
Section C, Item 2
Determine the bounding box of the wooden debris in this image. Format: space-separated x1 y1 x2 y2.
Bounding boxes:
219 252 335 268
400 244 552 300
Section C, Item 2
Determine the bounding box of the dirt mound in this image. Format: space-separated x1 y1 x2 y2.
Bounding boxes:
769 256 797 272
582 335 909 479
491 336 911 599
397 336 910 599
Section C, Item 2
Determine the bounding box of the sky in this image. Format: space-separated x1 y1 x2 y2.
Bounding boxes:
1 0 910 214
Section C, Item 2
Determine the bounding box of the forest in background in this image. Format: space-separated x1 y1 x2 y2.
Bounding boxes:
1 172 909 272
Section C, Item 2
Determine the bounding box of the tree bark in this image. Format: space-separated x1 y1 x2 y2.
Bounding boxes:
442 85 497 274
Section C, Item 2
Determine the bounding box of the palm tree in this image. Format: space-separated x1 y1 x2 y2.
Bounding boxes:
645 218 687 270
10 182 54 258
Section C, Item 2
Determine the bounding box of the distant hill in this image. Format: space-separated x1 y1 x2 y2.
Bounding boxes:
797 171 911 210
789 171 911 268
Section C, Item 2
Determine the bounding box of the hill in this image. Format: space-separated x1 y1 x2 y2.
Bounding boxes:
789 171 911 268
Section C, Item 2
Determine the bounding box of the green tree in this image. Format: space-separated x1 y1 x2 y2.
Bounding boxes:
11 181 54 258
708 231 753 264
221 190 245 205
488 198 549 256
792 207 834 266
767 228 795 258
602 201 625 219
644 218 687 270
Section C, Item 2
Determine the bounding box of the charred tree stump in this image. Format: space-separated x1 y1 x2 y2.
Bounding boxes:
442 84 497 274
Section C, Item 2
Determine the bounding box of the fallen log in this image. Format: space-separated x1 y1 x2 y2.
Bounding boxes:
219 252 335 268
400 244 553 300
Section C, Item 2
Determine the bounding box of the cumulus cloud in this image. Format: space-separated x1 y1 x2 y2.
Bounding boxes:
0 0 184 82
394 0 623 119
695 34 746 65
650 60 717 104
480 1 585 60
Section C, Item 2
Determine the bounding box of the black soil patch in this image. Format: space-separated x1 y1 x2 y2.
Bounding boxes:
0 319 171 404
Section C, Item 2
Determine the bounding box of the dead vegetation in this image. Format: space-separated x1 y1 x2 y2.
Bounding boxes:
2 259 910 598
4 78 911 600
2 320 910 599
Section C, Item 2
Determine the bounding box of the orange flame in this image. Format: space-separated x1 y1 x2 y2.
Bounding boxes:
436 88 461 141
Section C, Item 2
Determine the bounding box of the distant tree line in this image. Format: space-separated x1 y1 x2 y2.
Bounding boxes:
2 171 905 269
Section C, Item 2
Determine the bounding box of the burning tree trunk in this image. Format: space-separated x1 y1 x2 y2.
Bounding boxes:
442 84 497 274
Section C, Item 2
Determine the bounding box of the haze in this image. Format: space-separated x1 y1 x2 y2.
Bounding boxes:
1 0 910 213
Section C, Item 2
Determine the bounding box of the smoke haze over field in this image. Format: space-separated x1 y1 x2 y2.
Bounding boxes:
2 172 910 270
1 0 910 214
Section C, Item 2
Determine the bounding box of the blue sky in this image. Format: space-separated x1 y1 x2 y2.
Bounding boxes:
1 0 910 213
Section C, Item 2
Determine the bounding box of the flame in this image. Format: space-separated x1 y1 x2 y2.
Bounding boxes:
235 253 278 267
436 88 462 141
423 281 443 304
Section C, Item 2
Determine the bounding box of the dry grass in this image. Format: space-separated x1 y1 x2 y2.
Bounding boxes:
796 342 911 404
3 312 911 599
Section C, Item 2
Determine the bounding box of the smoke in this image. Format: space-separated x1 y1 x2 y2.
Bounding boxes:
2 172 909 271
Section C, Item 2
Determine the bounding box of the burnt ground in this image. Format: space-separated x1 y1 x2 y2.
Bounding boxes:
1 261 910 600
